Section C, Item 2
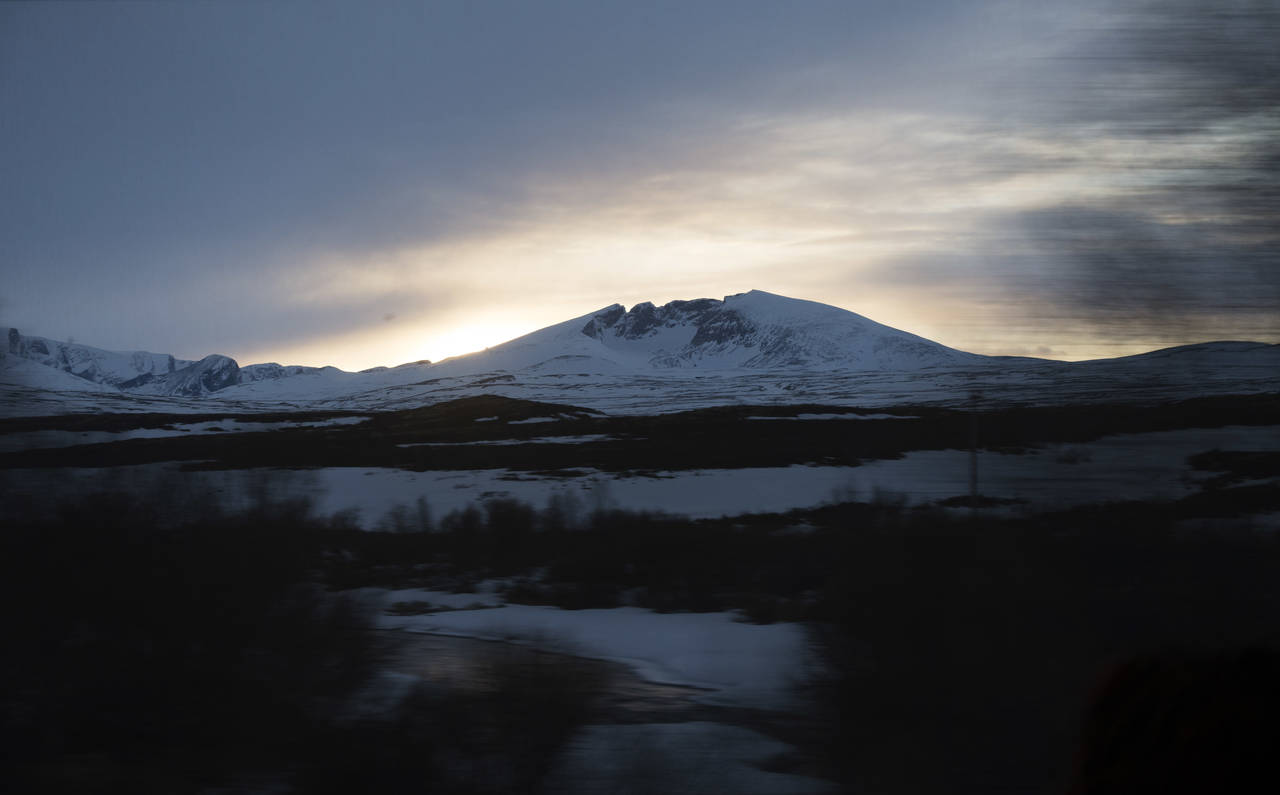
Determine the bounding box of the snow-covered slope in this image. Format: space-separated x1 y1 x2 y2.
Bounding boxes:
7 328 193 388
1079 340 1280 368
7 291 991 401
428 290 985 377
4 329 372 398
5 291 1278 416
0 354 118 394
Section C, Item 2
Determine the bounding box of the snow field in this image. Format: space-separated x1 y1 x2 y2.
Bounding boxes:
3 424 1272 528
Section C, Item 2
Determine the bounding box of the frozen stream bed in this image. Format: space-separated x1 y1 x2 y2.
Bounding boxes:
365 588 837 794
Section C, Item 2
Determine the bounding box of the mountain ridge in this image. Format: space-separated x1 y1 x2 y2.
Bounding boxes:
455 290 989 373
5 290 1277 405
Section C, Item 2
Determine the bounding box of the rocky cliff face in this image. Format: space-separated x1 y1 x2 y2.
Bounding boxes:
573 291 979 370
6 328 188 387
157 355 241 396
241 363 339 382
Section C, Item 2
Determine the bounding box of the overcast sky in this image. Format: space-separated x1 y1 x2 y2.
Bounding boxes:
2 0 1276 369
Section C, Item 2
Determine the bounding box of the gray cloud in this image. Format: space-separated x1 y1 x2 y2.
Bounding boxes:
0 0 986 261
1 0 1008 358
998 0 1280 337
1007 206 1275 332
3 0 1273 366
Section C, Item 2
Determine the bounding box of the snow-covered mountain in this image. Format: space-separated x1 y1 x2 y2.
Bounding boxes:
3 291 986 394
3 328 355 397
5 290 1278 415
431 290 986 375
7 328 194 389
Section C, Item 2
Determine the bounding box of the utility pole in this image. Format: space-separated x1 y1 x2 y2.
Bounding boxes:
968 390 980 511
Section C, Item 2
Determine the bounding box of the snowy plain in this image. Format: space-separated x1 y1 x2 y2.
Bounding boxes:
308 424 1280 523
8 355 1278 419
4 425 1273 529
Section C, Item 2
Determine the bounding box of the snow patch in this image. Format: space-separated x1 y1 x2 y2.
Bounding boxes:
396 435 617 448
746 413 913 421
380 604 814 709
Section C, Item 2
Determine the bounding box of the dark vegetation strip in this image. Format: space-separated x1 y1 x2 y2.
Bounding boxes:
333 485 1280 794
2 392 1276 471
3 458 1278 793
0 492 601 794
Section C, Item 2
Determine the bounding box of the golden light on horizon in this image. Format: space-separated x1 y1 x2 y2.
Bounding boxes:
209 103 1278 373
417 321 541 363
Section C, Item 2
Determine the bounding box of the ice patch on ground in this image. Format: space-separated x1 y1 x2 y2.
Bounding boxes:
396 434 617 448
850 424 1279 510
746 413 912 421
379 604 814 709
304 465 864 524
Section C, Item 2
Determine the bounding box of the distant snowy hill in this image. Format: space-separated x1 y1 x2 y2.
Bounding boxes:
429 290 987 376
4 291 984 394
4 328 358 398
5 291 1278 416
7 328 194 389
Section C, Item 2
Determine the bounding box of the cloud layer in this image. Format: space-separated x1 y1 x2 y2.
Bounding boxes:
2 0 1275 369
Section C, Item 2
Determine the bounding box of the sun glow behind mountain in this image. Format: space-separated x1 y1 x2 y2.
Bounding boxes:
230 315 550 373
417 322 545 364
3 2 1276 372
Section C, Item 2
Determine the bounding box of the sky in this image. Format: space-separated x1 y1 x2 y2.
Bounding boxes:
2 0 1276 370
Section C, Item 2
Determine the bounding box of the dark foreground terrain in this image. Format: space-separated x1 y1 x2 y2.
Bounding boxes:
1 393 1278 793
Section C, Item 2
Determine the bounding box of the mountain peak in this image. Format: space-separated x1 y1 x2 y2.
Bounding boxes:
6 328 190 388
555 290 974 370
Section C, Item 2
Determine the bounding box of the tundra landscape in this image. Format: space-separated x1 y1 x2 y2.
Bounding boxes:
5 292 1280 793
3 1 1279 793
